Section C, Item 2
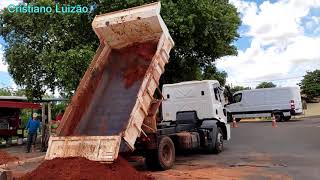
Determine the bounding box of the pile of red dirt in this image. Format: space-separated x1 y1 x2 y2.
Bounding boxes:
18 157 154 180
0 150 18 165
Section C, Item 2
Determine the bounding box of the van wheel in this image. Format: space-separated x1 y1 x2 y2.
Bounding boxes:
145 136 175 170
273 113 283 122
284 116 291 121
214 128 224 153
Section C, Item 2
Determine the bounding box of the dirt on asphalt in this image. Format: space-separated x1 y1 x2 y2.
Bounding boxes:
147 155 292 180
0 149 18 165
152 165 292 180
18 157 154 180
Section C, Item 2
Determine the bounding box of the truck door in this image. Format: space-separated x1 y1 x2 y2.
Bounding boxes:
213 86 225 121
227 93 243 113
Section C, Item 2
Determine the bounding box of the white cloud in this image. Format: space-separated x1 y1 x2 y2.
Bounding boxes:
217 0 320 88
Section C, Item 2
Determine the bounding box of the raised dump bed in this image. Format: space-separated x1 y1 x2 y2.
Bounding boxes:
45 2 174 162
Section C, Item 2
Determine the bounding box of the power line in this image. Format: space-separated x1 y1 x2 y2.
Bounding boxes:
233 76 303 84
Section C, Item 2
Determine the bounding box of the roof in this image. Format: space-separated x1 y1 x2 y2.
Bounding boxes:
234 86 300 94
0 96 66 102
0 96 28 101
0 101 41 109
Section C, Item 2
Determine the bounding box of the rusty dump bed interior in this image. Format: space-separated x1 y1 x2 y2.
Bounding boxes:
45 2 174 162
74 42 158 136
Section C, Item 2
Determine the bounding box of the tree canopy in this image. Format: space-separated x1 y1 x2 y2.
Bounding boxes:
230 85 251 94
0 88 12 96
0 87 26 96
256 82 276 89
0 0 240 99
299 70 320 101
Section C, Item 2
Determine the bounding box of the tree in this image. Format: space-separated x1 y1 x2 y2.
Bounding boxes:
256 82 276 89
0 87 27 96
230 86 251 94
13 89 26 96
1 0 96 99
202 65 228 86
299 70 320 100
0 88 12 96
0 0 240 99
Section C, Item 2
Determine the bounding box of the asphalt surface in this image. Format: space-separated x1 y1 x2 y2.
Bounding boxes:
3 116 320 179
149 116 320 180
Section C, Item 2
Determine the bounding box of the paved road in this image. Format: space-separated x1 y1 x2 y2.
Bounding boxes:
150 117 320 180
3 117 320 179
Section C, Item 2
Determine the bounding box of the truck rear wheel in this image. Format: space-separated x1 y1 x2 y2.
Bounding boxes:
145 153 158 170
145 136 175 170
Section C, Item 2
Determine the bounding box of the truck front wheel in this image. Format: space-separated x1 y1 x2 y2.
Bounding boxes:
145 136 175 170
214 128 224 153
208 127 224 154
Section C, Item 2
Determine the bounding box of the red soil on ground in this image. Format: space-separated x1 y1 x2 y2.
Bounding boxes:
18 157 154 180
0 150 18 165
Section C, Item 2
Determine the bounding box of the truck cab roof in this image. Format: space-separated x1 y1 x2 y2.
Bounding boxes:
163 80 220 88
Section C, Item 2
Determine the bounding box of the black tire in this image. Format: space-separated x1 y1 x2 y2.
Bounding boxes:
235 118 241 122
274 113 284 122
158 136 175 170
214 128 224 154
145 136 175 170
208 127 224 154
283 116 291 121
145 152 158 170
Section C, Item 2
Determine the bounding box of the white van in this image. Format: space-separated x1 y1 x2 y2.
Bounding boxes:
226 87 303 122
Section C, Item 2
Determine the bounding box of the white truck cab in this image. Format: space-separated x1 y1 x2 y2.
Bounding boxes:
162 80 230 140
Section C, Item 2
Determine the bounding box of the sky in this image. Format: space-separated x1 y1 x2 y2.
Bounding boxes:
0 0 319 89
216 0 320 88
0 0 20 89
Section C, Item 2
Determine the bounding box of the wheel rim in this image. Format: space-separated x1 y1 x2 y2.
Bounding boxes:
275 114 281 121
162 144 172 164
217 133 223 150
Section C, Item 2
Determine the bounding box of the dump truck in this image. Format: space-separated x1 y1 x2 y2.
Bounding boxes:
45 2 230 170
